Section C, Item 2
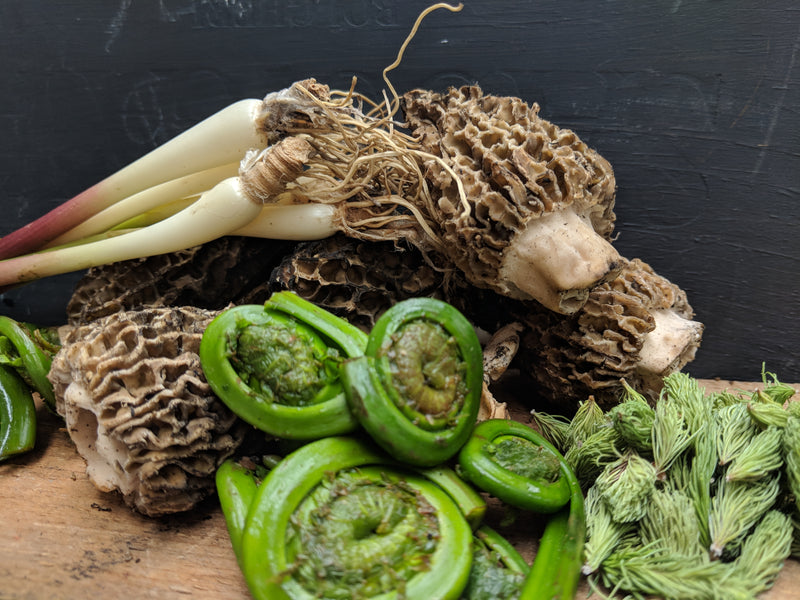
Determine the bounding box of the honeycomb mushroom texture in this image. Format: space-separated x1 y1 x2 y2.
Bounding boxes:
48 306 249 516
516 258 704 410
265 238 703 410
66 236 295 326
265 234 453 331
401 86 622 314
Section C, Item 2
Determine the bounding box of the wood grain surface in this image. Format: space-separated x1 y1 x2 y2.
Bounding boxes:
1 379 798 599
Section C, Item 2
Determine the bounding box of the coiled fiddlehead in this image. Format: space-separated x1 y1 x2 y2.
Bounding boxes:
0 316 59 461
0 315 57 409
458 419 585 599
200 292 368 439
0 364 37 461
216 459 259 565
458 419 571 513
341 297 483 466
519 454 586 600
239 435 473 600
460 525 529 600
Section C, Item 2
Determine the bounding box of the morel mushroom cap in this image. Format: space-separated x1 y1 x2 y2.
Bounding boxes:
402 86 622 314
48 306 248 516
66 236 294 326
265 234 450 331
517 258 704 409
260 235 702 410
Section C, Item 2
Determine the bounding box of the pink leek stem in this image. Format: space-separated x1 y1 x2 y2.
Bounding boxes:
0 99 269 259
44 162 240 248
111 197 199 231
0 177 262 286
0 196 339 286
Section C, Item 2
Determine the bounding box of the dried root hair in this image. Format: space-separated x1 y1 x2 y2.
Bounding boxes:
265 80 466 257
249 4 468 258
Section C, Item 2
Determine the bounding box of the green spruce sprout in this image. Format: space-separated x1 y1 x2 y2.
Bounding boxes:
594 450 657 524
608 383 655 453
582 485 636 576
724 425 784 483
708 475 781 558
567 396 608 446
715 403 759 466
652 399 695 480
730 510 793 597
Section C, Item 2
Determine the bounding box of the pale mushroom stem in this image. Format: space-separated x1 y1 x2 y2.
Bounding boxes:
479 381 510 421
499 208 623 314
635 308 704 391
479 322 523 421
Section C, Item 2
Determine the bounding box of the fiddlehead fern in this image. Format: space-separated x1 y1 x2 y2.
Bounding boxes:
458 419 571 513
458 420 585 599
0 316 57 409
342 297 483 466
216 458 261 564
519 452 586 600
240 435 473 600
460 525 529 600
200 291 368 440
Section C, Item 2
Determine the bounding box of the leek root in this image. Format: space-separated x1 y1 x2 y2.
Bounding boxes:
0 6 470 291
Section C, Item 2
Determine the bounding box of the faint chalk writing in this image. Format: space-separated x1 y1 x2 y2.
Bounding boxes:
751 24 799 175
587 69 714 134
334 70 519 107
422 70 520 97
158 0 398 29
120 70 232 149
122 74 168 148
106 0 133 53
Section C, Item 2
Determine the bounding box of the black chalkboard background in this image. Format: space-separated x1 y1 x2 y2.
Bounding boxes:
1 0 798 383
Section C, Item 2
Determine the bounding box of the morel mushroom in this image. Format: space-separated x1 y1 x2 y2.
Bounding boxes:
265 234 450 331
479 322 524 421
516 258 704 409
48 306 248 516
63 234 702 413
66 236 294 326
3 77 621 321
261 237 703 409
402 85 622 314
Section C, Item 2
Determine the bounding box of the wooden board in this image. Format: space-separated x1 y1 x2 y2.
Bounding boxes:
1 379 799 599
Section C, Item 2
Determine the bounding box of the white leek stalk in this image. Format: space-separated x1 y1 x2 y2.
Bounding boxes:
45 162 241 248
0 137 326 287
0 98 272 259
234 204 338 240
0 178 259 285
